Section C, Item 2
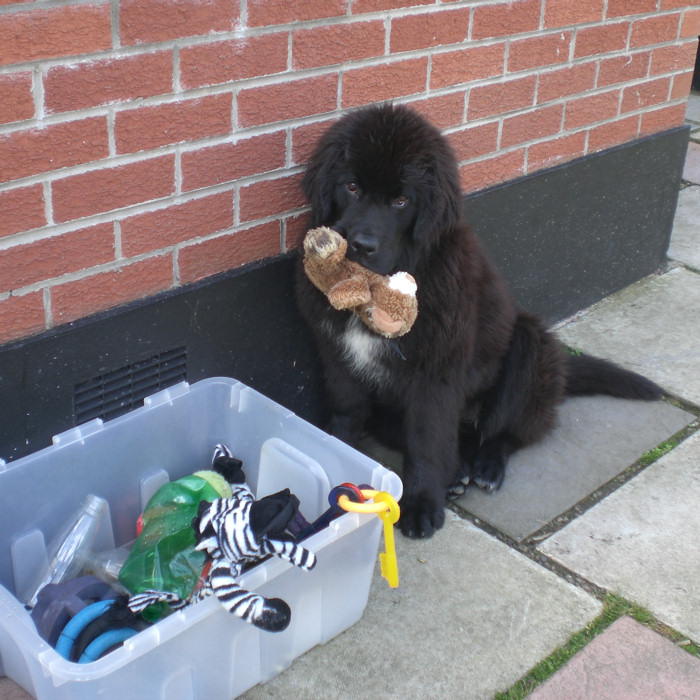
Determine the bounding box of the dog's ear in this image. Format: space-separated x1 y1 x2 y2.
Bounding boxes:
302 128 346 226
413 139 463 250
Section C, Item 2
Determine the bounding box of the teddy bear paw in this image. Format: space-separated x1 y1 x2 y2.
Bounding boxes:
303 226 343 260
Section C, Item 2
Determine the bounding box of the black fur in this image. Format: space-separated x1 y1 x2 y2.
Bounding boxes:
296 103 663 538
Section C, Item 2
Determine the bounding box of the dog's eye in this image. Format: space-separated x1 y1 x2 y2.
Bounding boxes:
346 182 360 196
393 195 409 208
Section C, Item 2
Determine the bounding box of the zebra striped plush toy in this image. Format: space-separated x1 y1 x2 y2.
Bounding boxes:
127 445 317 632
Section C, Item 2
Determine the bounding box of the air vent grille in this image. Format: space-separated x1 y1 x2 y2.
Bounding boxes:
74 347 187 424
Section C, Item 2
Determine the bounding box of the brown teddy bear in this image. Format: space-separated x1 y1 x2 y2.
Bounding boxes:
302 227 418 339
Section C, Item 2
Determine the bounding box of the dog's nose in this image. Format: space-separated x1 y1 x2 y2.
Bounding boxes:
349 233 378 258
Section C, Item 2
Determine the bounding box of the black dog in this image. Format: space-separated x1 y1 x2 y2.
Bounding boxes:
296 103 662 539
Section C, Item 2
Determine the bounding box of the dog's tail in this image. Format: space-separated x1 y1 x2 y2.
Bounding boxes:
564 352 663 400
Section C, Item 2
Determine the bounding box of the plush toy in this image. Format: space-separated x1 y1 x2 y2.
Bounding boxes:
124 445 317 633
303 227 418 339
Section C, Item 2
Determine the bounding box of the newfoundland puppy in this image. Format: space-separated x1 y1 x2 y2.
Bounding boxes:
296 103 662 538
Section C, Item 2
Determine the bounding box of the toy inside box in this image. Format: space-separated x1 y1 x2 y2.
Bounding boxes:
0 378 402 700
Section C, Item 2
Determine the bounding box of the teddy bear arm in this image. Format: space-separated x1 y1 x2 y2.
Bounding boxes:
327 277 372 310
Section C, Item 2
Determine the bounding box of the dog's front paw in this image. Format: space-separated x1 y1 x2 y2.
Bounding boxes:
471 441 507 493
399 493 445 539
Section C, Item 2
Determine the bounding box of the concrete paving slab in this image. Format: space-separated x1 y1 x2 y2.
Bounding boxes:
557 267 700 407
668 186 700 270
539 431 700 641
529 616 700 700
683 141 700 184
685 93 700 126
243 512 601 700
0 678 29 700
454 396 693 541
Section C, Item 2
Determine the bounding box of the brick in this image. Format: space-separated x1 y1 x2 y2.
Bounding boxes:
501 104 564 149
238 74 337 127
431 43 505 89
0 223 114 292
661 0 699 8
0 185 45 239
181 130 286 191
115 94 232 154
0 72 34 125
342 57 429 108
239 174 305 223
574 22 630 59
291 119 337 167
621 76 672 113
283 213 309 252
178 222 280 284
459 149 526 192
537 62 598 104
120 0 240 45
0 292 45 345
52 155 175 223
50 255 174 326
0 4 111 67
587 114 639 152
44 51 173 114
352 0 429 13
0 117 108 183
447 122 499 162
680 9 700 39
597 51 650 88
390 7 470 53
293 21 385 70
629 14 681 48
544 0 605 28
606 0 657 18
180 34 288 89
670 70 694 100
527 131 586 172
650 41 699 75
468 75 537 120
405 92 466 130
639 102 687 135
120 192 233 257
508 32 572 73
564 89 620 129
471 0 541 40
247 0 346 27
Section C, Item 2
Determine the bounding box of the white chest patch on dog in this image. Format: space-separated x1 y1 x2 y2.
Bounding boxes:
325 316 390 387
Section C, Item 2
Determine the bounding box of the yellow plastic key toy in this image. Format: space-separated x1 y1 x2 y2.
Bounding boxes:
337 489 400 588
373 492 400 588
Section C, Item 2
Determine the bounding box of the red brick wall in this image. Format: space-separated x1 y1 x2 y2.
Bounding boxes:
1 0 698 345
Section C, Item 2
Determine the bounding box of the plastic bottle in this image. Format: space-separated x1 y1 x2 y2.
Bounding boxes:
118 472 232 621
83 543 132 593
23 494 108 608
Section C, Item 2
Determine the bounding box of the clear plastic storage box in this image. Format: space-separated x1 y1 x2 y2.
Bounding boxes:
0 378 402 699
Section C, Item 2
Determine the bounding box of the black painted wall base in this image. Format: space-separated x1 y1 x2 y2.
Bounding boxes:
0 126 688 463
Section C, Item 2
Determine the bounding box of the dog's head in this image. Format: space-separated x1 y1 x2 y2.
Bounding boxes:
302 103 463 275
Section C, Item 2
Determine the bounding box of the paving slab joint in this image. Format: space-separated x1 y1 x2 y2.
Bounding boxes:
448 416 700 620
523 417 700 541
450 416 699 553
494 594 700 700
448 499 608 601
